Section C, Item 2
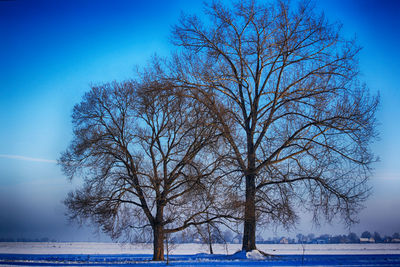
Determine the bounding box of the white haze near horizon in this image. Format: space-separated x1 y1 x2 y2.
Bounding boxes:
0 150 399 242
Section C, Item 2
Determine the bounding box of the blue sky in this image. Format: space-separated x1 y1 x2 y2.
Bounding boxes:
0 0 399 241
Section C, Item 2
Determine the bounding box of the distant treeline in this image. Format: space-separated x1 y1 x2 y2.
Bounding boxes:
265 231 400 244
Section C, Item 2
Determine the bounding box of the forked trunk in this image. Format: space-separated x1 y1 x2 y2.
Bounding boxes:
242 173 257 251
153 223 164 261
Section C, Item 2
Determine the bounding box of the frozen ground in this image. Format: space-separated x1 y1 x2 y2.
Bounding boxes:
1 242 400 266
1 242 400 255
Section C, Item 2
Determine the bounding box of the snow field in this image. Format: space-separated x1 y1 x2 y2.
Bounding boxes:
1 242 400 255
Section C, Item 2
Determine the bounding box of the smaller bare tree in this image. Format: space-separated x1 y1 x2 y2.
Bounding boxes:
194 190 236 255
60 78 229 261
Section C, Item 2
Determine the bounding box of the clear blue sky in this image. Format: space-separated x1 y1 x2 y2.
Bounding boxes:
0 0 399 241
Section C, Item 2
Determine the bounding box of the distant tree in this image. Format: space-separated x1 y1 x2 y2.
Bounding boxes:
361 231 372 239
193 178 238 253
348 232 359 243
296 233 305 243
307 233 315 241
319 234 331 242
233 233 243 244
330 235 345 244
171 0 378 251
223 229 234 244
195 219 219 254
382 235 392 243
393 233 400 239
373 232 382 243
59 79 230 261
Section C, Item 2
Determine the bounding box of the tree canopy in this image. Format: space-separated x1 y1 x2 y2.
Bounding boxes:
60 79 232 260
170 0 378 250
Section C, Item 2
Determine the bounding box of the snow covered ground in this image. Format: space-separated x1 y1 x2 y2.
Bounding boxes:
1 242 399 255
1 242 400 266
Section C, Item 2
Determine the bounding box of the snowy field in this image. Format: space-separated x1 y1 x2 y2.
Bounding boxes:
1 242 400 255
1 242 400 266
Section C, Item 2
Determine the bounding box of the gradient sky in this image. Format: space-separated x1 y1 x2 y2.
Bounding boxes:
0 0 399 241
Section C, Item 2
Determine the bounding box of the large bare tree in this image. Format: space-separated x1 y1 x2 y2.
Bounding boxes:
59 79 229 260
171 0 378 251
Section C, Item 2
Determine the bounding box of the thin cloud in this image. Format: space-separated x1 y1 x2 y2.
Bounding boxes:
0 154 57 163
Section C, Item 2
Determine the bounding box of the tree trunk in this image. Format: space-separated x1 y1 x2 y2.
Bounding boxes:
242 136 257 251
208 240 214 254
153 223 165 261
207 221 214 254
242 172 257 251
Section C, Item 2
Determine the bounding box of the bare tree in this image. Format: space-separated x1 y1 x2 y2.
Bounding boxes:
171 0 378 251
194 209 229 254
59 79 228 260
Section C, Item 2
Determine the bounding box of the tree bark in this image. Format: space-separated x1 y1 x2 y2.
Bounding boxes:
208 241 214 255
242 172 257 251
242 136 257 251
207 222 214 254
153 206 165 261
242 131 257 251
153 223 165 261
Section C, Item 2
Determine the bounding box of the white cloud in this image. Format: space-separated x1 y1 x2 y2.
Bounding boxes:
0 154 57 163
